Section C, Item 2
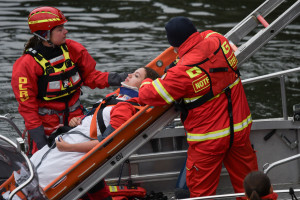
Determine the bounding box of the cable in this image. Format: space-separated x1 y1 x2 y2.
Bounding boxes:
35 131 97 170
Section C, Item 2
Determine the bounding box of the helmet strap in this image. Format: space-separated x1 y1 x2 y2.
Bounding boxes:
33 30 54 46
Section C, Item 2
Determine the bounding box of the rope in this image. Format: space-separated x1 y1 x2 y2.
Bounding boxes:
117 159 130 186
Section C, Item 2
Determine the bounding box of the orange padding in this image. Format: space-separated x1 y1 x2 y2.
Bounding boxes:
0 173 15 191
145 46 177 76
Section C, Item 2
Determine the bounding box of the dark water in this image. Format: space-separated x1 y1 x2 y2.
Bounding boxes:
0 0 299 136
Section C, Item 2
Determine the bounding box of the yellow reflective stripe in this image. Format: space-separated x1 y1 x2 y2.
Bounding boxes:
109 186 118 192
33 55 49 74
62 45 71 60
31 45 78 101
184 95 203 104
140 81 152 87
34 45 73 76
28 18 61 25
28 11 60 23
183 78 240 104
234 114 252 132
152 79 175 104
187 114 252 142
43 91 76 101
204 31 219 39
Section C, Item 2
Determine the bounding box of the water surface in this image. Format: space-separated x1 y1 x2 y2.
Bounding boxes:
0 0 299 137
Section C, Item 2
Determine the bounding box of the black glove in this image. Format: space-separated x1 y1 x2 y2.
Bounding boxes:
164 62 176 73
108 72 128 86
174 99 188 124
164 58 179 73
28 125 47 150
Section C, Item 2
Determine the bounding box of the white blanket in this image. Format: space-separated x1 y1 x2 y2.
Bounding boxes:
30 106 112 188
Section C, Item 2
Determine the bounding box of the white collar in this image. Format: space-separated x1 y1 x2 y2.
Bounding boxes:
121 82 139 92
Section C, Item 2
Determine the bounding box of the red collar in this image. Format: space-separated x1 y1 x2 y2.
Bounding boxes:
178 32 201 58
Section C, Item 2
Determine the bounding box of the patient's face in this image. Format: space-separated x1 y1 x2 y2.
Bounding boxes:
124 68 146 88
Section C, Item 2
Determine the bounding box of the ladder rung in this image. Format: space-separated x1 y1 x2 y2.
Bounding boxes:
256 14 270 27
225 0 285 44
229 41 238 52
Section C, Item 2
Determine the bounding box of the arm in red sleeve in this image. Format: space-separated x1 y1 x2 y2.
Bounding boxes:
66 39 110 89
139 67 187 106
66 39 127 89
109 102 138 130
11 55 47 149
11 55 43 130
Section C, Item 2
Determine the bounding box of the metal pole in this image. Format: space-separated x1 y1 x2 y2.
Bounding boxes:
280 75 288 120
242 66 300 85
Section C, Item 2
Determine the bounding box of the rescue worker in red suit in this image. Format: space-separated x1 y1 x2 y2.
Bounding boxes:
138 16 258 198
11 7 127 155
243 171 278 200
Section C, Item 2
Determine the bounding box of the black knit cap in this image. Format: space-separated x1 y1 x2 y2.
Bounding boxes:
165 16 197 47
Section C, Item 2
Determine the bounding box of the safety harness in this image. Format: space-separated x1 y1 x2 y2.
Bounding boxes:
182 37 240 148
26 44 83 101
26 44 83 125
38 99 82 125
90 95 142 139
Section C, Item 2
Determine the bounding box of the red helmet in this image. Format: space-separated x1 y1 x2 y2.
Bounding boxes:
28 6 67 33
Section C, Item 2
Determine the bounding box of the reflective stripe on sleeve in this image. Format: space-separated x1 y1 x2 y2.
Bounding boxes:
140 81 152 87
152 79 175 104
204 31 218 39
187 114 252 142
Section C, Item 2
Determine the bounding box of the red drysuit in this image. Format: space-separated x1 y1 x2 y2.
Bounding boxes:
11 39 117 153
139 30 258 197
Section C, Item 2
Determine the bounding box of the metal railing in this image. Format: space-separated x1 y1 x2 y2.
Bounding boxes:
175 189 300 200
0 128 35 200
0 114 23 137
264 153 300 174
242 66 300 120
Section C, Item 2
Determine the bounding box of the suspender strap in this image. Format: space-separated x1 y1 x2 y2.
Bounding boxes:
91 95 119 138
224 87 234 148
209 67 228 73
89 96 116 139
90 95 141 139
98 108 107 134
97 98 142 134
64 101 70 126
185 90 214 110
